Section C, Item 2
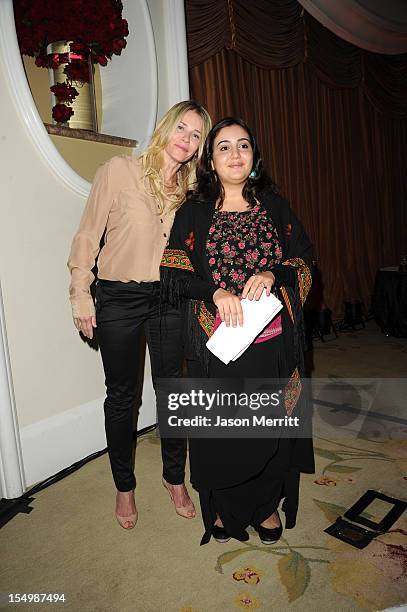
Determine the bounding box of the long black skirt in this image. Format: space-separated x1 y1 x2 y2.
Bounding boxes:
187 333 314 544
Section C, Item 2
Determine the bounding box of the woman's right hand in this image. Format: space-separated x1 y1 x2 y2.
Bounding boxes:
213 288 243 327
73 316 97 339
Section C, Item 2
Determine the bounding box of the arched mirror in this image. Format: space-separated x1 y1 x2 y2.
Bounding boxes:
0 0 158 190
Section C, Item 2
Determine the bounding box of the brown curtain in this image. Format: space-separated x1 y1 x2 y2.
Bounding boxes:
186 1 407 317
187 0 305 68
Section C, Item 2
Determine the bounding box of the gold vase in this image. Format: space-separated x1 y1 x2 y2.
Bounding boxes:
47 41 98 131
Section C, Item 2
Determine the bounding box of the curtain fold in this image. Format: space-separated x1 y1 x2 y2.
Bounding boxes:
186 0 305 68
232 0 305 68
186 0 228 66
362 52 407 119
305 12 362 88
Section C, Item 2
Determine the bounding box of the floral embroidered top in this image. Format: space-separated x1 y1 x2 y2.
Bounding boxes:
206 205 283 341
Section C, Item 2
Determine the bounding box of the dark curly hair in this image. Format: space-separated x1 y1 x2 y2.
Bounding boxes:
192 117 276 209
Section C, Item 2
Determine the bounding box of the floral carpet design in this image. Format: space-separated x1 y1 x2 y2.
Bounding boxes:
179 437 407 611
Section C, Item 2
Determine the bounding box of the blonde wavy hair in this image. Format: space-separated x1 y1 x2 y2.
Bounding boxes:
139 100 211 214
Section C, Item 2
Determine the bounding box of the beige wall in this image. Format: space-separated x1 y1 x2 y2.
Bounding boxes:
22 56 131 182
49 135 131 182
0 72 105 428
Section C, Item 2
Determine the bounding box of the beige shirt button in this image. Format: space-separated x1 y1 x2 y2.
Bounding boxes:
163 233 167 237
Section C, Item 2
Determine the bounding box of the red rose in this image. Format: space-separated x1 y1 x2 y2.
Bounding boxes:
121 19 129 36
52 103 74 124
50 82 79 103
64 63 90 83
35 55 48 68
112 38 126 55
69 42 87 54
96 55 108 66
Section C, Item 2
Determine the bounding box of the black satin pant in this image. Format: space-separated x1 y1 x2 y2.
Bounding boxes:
96 279 186 492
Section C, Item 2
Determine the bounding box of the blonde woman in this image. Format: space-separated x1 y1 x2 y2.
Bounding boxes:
68 101 211 529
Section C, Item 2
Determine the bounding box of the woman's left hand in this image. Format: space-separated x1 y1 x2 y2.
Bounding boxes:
242 271 275 300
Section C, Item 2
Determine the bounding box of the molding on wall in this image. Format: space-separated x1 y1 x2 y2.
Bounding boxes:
20 397 106 488
45 124 138 147
0 1 91 197
0 281 26 499
20 380 157 488
163 0 190 105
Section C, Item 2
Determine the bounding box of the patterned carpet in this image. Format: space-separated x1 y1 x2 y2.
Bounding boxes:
0 322 406 611
191 433 407 611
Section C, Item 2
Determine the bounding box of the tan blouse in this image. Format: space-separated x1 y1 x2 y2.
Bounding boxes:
68 155 175 318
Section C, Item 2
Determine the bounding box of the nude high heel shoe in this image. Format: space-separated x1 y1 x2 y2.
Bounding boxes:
162 479 196 519
115 490 138 530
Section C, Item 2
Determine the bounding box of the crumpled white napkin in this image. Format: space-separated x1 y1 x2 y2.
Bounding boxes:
206 292 283 364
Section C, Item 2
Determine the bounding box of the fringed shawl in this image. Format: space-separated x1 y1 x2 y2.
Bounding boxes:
160 188 314 391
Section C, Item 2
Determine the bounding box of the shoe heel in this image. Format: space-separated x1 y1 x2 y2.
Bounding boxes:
115 490 137 530
162 479 196 519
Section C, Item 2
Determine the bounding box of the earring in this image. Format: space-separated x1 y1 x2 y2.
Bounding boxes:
249 170 257 178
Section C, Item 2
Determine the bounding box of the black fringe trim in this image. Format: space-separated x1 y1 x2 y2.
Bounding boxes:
160 266 211 373
160 265 182 308
185 300 211 374
286 282 306 377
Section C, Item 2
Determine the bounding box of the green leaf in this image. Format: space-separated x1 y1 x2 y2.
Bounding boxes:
314 447 342 461
215 548 252 574
326 464 362 473
312 498 347 523
278 551 311 603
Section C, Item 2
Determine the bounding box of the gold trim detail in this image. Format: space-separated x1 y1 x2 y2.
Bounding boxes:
161 249 193 271
284 367 302 415
196 302 215 337
283 258 312 305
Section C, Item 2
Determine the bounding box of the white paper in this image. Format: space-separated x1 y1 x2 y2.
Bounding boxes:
206 292 283 364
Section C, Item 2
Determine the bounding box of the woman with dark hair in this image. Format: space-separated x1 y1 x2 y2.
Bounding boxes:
161 117 314 544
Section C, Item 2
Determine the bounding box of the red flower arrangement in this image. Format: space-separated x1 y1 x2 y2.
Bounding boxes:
14 0 129 125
